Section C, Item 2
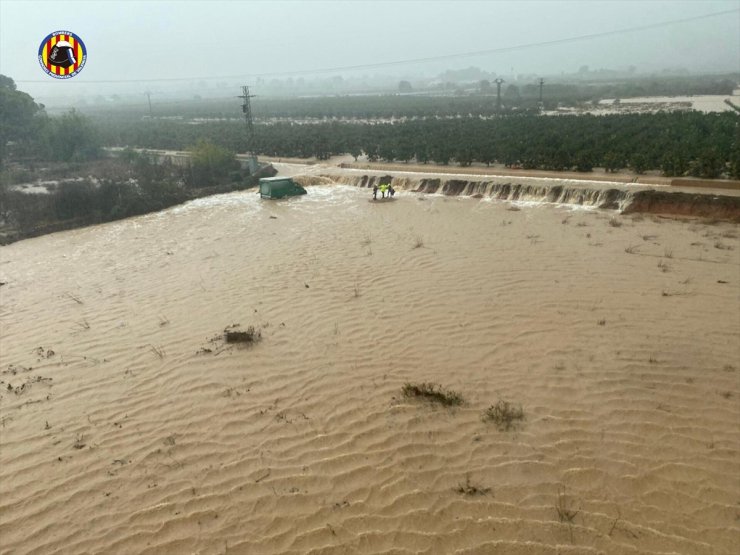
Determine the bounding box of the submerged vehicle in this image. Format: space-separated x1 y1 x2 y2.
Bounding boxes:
258 177 307 199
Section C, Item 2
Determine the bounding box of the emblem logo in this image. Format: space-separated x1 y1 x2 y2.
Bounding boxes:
38 31 87 79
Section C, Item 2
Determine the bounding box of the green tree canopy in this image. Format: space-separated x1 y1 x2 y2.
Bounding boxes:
187 139 238 187
0 75 43 164
38 109 101 162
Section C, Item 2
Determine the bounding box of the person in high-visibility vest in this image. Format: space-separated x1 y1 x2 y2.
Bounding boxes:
380 184 388 198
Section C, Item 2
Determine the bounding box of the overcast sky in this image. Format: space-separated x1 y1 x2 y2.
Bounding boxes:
1 0 738 98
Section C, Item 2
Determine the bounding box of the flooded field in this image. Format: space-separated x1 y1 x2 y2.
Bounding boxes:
1 183 738 554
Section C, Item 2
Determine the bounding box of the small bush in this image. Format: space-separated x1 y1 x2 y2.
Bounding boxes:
483 400 525 430
402 382 465 406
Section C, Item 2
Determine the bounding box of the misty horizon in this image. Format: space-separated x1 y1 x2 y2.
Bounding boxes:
1 0 738 104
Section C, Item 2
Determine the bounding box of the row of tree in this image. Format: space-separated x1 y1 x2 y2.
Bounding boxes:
75 74 738 120
1 75 250 187
2 73 739 182
96 111 740 179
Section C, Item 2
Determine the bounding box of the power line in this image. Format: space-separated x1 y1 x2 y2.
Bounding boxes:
16 8 738 84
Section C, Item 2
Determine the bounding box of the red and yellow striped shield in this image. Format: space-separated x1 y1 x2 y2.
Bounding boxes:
38 31 87 79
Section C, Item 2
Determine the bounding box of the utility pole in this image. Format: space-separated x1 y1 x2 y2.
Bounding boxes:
145 91 153 118
237 85 256 152
538 78 545 103
494 78 505 112
237 85 258 173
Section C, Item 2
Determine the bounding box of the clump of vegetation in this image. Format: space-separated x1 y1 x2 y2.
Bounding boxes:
186 139 240 187
224 325 261 344
556 487 580 523
72 434 86 450
149 344 166 359
402 382 465 407
455 475 491 496
714 240 732 250
482 400 525 431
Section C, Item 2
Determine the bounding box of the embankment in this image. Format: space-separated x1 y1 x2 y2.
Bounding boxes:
295 172 740 220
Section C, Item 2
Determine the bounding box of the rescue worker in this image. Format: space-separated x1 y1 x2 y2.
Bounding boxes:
373 184 378 200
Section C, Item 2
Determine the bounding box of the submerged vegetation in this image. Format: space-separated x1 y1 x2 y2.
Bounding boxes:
0 76 266 244
0 147 261 244
402 382 466 407
482 400 525 431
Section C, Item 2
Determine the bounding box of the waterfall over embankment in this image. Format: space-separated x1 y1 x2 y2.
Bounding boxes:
293 173 740 220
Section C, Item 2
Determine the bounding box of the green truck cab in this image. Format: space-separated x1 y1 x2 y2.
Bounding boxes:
258 177 307 199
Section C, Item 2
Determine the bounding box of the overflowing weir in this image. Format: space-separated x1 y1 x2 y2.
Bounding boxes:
294 173 740 220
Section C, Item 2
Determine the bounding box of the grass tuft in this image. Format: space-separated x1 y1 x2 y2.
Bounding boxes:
556 487 580 524
482 400 525 431
714 240 732 250
72 434 86 450
402 382 465 407
455 475 491 496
